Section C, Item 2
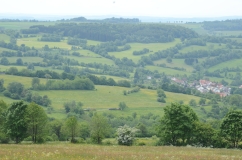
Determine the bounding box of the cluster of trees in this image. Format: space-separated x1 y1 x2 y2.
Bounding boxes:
40 34 62 42
184 58 198 65
67 38 87 45
23 23 198 43
1 81 51 107
203 19 242 31
158 103 242 148
157 89 166 103
133 48 149 56
1 100 242 148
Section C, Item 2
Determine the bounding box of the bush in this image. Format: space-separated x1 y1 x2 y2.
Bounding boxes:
45 136 54 142
3 90 11 97
0 133 9 144
157 97 166 103
116 125 138 146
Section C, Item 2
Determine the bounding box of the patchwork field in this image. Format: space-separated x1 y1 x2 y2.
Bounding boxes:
0 22 56 30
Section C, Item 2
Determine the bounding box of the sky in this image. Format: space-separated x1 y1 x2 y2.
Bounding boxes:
1 0 242 18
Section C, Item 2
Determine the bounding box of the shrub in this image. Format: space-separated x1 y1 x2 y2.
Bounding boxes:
116 125 139 146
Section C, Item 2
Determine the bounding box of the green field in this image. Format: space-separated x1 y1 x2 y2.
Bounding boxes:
0 22 56 30
35 85 202 119
0 74 46 88
17 37 72 49
0 33 10 42
154 59 194 72
65 55 115 66
0 47 14 52
0 143 241 160
208 59 242 72
145 65 191 76
109 39 181 63
180 43 226 53
7 57 43 63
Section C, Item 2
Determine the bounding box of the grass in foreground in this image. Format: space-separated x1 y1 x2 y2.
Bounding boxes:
0 143 241 160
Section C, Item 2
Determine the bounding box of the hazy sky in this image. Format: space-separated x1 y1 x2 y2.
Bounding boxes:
1 0 242 17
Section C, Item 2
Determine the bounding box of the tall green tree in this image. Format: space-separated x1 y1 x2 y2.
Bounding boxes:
158 103 198 146
26 102 48 143
62 116 79 143
0 100 8 143
90 113 110 144
3 101 28 143
220 110 242 148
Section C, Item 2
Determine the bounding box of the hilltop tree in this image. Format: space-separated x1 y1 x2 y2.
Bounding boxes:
220 110 242 148
158 103 198 146
3 101 28 143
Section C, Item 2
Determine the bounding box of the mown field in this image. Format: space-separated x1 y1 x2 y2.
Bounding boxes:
0 143 241 160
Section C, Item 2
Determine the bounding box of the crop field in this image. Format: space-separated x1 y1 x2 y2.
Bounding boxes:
109 39 181 63
0 143 241 160
0 22 56 30
17 37 72 49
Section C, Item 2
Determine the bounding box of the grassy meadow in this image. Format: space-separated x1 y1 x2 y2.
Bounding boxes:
17 37 72 49
109 39 181 63
0 34 10 42
0 143 241 160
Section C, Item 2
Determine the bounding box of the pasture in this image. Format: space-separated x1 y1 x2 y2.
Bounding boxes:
108 39 181 63
153 59 194 72
208 59 242 72
179 43 226 53
145 65 191 76
17 37 72 49
0 143 241 160
65 55 115 66
7 57 43 63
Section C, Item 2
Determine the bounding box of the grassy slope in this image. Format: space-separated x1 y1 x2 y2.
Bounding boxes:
0 143 241 160
154 59 194 72
64 55 115 66
208 59 242 72
108 39 181 63
17 37 72 49
7 57 43 63
145 65 191 76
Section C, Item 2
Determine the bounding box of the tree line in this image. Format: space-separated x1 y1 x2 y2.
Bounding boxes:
21 23 198 43
0 100 242 148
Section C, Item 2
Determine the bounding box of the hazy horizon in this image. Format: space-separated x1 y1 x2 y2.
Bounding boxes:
1 0 242 18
